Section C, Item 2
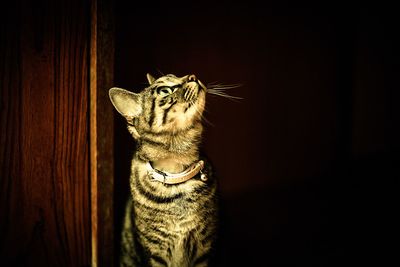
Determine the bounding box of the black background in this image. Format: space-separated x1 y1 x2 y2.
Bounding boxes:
113 1 399 265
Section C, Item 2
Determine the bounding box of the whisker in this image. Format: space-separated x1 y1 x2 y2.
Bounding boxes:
206 81 224 87
207 89 243 101
205 81 243 102
193 101 214 127
207 83 242 90
201 113 214 127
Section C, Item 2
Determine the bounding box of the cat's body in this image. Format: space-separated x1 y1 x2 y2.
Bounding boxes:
109 74 218 267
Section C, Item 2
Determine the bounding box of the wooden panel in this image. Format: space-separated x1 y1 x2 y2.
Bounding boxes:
90 0 115 266
0 1 91 266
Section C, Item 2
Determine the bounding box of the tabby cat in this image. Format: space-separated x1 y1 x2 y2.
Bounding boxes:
109 73 219 267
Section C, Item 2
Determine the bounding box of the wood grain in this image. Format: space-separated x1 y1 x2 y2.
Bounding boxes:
1 1 91 266
90 0 115 266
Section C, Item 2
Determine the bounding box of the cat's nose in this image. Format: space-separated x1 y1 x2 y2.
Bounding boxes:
188 74 197 82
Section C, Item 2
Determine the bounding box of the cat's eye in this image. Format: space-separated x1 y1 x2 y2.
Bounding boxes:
157 86 175 96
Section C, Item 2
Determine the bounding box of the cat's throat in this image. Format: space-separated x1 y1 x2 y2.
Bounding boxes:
135 121 203 172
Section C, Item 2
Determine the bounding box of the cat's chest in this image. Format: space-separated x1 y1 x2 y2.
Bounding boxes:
131 162 209 219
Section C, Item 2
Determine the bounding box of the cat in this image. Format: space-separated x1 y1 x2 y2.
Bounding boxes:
109 73 220 267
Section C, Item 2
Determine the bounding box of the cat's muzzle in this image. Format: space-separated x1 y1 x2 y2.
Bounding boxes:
183 81 200 102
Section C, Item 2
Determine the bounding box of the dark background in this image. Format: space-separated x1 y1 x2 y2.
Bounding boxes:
113 1 399 266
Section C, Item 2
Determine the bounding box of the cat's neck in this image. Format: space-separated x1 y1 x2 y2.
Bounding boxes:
136 123 203 173
151 157 198 174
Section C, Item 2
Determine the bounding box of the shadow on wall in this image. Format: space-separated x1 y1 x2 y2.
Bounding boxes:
214 151 399 266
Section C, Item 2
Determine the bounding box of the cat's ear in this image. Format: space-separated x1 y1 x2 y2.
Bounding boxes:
109 87 142 118
146 73 156 85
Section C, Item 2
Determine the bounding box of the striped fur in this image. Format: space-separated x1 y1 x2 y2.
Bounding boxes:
110 74 218 267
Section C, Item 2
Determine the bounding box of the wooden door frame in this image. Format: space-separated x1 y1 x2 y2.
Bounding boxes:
90 0 115 266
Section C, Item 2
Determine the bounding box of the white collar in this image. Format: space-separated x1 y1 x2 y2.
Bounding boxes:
146 160 207 184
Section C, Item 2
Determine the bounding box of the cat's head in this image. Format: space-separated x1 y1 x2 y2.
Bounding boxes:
109 73 207 139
